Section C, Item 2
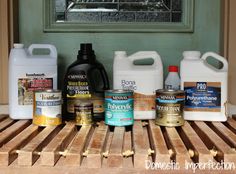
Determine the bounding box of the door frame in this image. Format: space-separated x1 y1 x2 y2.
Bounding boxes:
0 0 18 104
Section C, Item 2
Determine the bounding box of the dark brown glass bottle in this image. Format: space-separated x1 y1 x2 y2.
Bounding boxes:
63 43 109 121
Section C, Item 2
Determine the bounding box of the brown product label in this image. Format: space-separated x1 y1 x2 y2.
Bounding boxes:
134 92 155 111
18 78 53 105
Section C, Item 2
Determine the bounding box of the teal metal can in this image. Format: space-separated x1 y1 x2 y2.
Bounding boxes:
105 90 134 126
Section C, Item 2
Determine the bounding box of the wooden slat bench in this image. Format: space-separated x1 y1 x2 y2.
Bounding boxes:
0 115 236 173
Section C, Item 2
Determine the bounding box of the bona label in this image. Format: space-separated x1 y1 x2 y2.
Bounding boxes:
105 90 134 126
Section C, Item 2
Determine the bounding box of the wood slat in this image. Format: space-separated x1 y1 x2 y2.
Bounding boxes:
226 118 236 132
0 120 31 147
180 122 213 163
0 118 15 132
133 121 149 168
86 123 109 168
64 125 93 166
101 128 113 168
0 124 39 166
122 130 133 168
107 127 125 168
194 121 236 163
0 115 8 122
40 123 77 166
17 125 61 166
165 127 192 168
148 120 170 163
210 122 236 148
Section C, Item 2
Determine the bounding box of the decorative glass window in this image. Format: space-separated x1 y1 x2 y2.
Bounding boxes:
44 0 194 32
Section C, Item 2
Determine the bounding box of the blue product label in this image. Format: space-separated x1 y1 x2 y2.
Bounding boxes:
105 98 134 126
184 82 221 112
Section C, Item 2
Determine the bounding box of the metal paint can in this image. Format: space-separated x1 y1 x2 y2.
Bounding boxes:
105 90 134 126
33 90 62 126
74 102 93 126
155 89 185 127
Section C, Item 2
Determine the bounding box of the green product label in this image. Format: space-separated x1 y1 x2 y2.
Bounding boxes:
105 97 134 126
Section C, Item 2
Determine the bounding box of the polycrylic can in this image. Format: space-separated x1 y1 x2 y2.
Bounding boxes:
105 90 134 126
74 102 93 126
155 89 185 127
33 90 62 126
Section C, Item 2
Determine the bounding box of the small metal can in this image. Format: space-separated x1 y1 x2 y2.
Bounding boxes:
33 90 62 126
74 102 93 126
105 90 134 126
155 89 185 127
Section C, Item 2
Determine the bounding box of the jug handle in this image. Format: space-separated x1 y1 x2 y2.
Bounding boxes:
128 51 162 68
201 52 228 71
28 44 57 58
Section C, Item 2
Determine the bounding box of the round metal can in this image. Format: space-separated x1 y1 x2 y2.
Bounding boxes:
105 90 134 126
33 90 62 126
74 102 93 126
155 89 185 127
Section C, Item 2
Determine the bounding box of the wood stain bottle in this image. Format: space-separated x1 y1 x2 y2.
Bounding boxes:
63 43 109 121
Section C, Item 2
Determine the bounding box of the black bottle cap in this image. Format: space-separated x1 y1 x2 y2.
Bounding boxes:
78 43 96 61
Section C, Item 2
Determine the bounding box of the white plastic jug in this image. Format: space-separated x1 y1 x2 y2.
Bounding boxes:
113 51 163 120
9 43 58 119
180 51 228 121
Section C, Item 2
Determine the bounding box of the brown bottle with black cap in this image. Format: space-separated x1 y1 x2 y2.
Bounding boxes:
63 43 110 121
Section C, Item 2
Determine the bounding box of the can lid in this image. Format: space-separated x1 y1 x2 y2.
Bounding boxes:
168 66 178 72
105 89 133 93
74 102 93 107
156 89 185 94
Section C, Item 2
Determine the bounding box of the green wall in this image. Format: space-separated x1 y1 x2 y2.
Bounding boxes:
19 0 222 89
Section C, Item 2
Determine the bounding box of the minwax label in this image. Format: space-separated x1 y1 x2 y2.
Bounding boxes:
184 82 221 112
66 72 91 113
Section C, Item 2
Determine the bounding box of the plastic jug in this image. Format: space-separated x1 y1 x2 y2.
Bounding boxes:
63 43 110 121
9 43 58 119
180 51 228 121
113 51 163 120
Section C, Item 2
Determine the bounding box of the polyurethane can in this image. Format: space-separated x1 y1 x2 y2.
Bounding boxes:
155 89 185 127
105 90 134 126
33 90 62 126
74 102 93 125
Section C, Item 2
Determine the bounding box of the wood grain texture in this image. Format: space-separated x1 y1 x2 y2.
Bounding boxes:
40 123 77 166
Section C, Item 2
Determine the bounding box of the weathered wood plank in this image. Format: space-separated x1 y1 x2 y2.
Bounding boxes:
180 122 213 163
41 123 77 166
211 122 236 148
122 130 133 168
0 118 15 132
0 124 39 166
226 118 236 133
194 121 236 163
18 125 61 166
133 121 149 168
148 120 170 163
64 125 93 166
86 123 109 168
0 120 31 147
0 115 8 122
107 127 125 168
101 128 113 168
165 127 192 168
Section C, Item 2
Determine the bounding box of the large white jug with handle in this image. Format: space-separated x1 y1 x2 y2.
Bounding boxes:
180 51 228 121
9 43 58 119
113 51 163 119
